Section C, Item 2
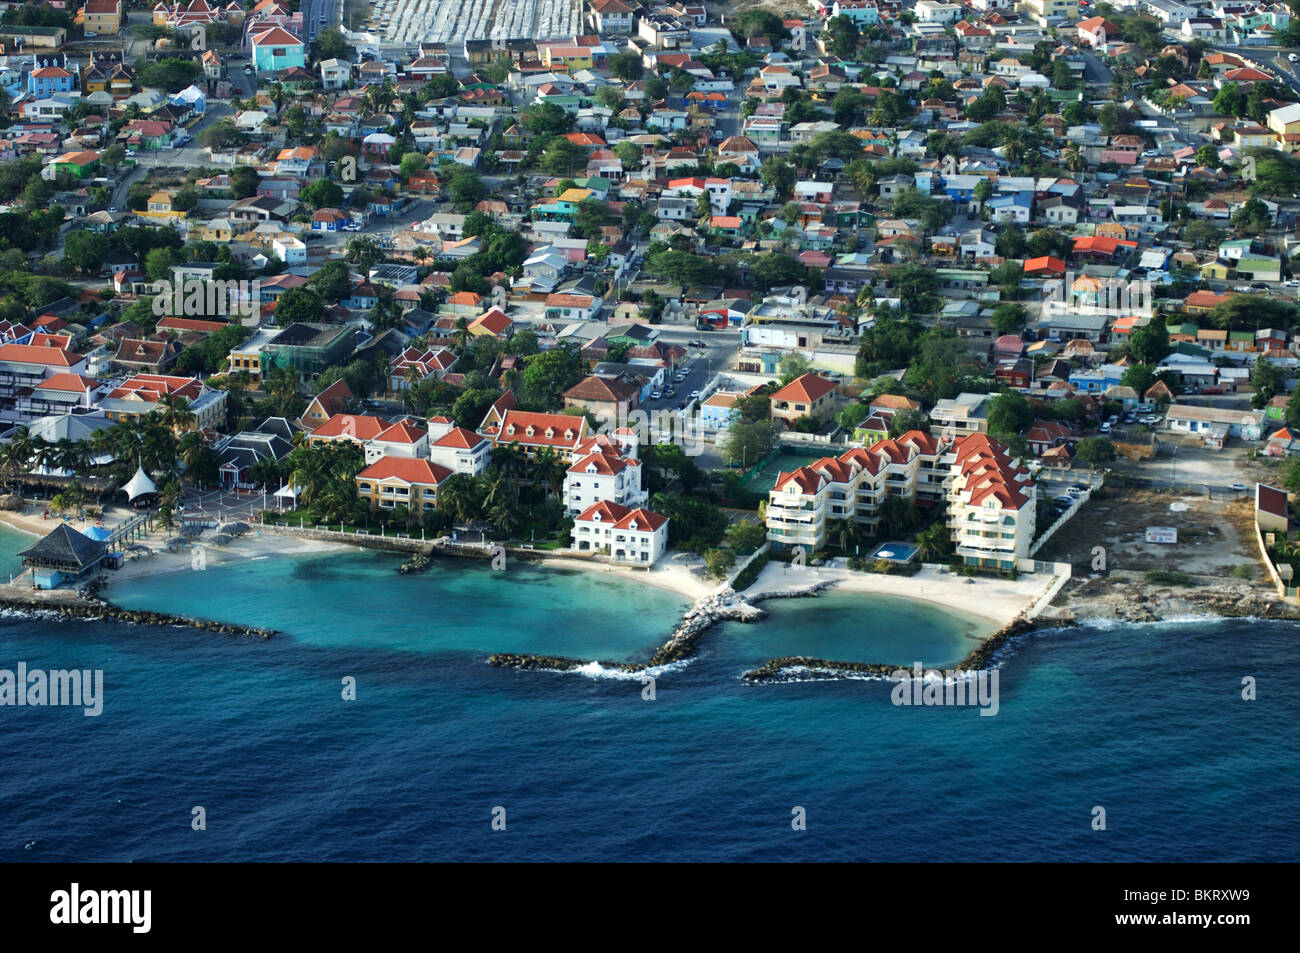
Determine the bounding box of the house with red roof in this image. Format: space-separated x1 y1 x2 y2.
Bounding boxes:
307 414 389 447
365 420 429 463
769 373 838 425
563 436 646 513
98 373 226 429
355 456 452 515
428 417 491 475
482 409 590 462
298 378 354 430
572 500 669 564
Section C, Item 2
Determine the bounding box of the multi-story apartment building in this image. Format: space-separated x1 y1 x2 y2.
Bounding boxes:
944 434 1037 571
1017 0 1079 25
766 432 1037 571
930 392 989 438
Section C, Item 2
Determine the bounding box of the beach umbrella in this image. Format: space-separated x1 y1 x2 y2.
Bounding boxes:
180 524 204 539
225 522 250 536
166 537 188 550
210 534 233 546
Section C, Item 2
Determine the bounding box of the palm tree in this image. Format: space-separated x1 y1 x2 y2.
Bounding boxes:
532 446 565 499
828 517 856 554
267 366 298 417
453 316 471 352
479 467 509 508
488 500 519 539
157 393 196 432
177 431 207 476
290 450 329 507
8 426 33 474
436 474 475 523
88 427 113 469
490 441 524 496
1061 145 1083 174
30 437 53 473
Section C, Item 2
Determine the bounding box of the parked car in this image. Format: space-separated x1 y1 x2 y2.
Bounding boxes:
1099 422 1111 433
650 390 662 400
1229 483 1248 491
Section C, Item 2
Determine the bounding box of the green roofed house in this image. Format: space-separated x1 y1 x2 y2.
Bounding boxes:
1227 331 1256 354
19 524 107 589
1234 256 1281 283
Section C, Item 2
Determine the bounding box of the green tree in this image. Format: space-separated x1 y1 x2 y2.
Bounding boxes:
301 178 344 210
63 231 108 275
273 287 324 327
1075 436 1116 468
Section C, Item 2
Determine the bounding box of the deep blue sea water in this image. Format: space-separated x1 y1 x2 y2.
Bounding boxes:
1 536 1297 861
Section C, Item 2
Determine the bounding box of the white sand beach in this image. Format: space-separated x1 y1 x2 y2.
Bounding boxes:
745 561 1059 629
522 554 718 601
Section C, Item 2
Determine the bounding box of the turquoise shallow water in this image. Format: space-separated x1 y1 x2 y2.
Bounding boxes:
105 543 986 666
109 546 692 661
1 531 1296 861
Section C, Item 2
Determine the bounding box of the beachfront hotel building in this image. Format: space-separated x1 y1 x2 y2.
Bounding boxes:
572 500 669 565
355 457 453 514
563 435 647 515
765 431 1037 570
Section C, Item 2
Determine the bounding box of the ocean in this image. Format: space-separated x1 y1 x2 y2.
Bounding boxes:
1 537 1297 862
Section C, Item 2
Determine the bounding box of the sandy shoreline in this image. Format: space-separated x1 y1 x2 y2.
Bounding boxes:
0 506 1060 627
744 562 1056 632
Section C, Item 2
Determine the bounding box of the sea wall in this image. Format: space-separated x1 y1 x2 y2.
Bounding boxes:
741 616 1038 682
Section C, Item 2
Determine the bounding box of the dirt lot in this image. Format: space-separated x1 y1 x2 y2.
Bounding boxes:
1035 483 1261 578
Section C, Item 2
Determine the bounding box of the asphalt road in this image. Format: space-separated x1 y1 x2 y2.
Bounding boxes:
301 0 342 44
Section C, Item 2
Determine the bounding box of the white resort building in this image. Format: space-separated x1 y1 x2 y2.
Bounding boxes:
765 431 1037 571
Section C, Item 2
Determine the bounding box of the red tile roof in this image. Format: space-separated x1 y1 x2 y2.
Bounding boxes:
358 456 452 486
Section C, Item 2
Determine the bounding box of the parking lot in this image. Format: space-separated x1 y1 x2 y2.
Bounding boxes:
364 0 580 44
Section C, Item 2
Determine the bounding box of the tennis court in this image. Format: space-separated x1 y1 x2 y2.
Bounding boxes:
742 449 831 493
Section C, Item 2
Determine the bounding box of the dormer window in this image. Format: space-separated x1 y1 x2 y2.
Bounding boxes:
505 424 516 435
564 429 574 439
545 427 554 438
525 425 535 437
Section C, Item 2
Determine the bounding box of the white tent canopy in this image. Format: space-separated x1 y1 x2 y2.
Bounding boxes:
124 467 157 501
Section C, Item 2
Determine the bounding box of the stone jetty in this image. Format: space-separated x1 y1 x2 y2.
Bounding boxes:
489 585 776 673
0 593 276 638
741 616 1037 683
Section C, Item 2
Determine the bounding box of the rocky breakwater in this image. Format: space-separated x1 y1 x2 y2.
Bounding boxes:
398 553 432 574
488 586 770 673
0 596 277 638
742 615 1038 683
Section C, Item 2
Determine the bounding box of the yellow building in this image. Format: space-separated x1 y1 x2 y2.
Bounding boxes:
81 0 123 35
1017 0 1078 26
197 218 234 242
355 457 452 514
139 191 187 221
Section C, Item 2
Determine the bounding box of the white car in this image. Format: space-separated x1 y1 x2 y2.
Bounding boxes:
689 390 701 399
1229 483 1248 491
650 390 662 400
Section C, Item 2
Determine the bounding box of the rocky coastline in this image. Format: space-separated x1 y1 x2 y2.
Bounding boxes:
1051 575 1300 625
